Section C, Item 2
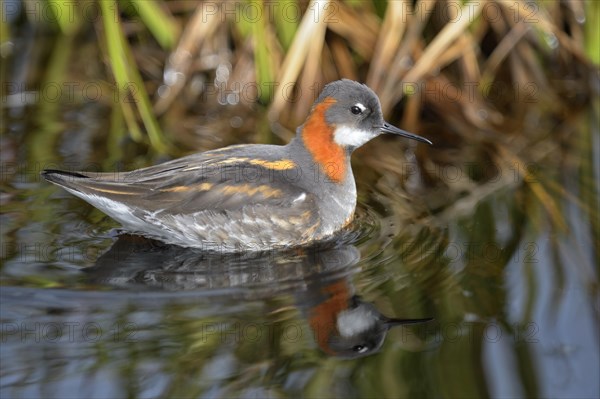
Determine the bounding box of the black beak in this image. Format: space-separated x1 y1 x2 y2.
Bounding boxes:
384 317 433 329
380 122 432 145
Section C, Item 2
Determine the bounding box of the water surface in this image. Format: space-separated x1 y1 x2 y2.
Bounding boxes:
1 29 599 399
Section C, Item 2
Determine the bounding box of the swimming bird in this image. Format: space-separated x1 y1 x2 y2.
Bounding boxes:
42 79 431 251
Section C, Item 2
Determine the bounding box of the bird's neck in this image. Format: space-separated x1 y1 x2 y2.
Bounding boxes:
296 100 350 183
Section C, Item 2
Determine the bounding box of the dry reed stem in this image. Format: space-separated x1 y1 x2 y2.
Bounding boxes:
498 0 589 62
457 34 482 84
326 1 379 60
330 35 358 81
379 0 435 113
295 12 328 120
367 1 408 93
481 21 529 83
154 4 220 114
399 1 484 99
269 0 328 120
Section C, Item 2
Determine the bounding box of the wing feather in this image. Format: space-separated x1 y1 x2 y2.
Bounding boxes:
43 144 308 214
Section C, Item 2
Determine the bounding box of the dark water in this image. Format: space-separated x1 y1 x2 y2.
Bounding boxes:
2 32 599 399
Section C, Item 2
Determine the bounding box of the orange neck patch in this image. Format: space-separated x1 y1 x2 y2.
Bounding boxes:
308 279 351 355
301 98 347 183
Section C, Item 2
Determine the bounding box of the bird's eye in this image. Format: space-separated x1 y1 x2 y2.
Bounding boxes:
350 105 362 115
352 345 367 353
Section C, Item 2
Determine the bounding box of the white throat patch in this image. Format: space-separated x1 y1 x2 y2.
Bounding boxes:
333 126 378 148
337 307 378 337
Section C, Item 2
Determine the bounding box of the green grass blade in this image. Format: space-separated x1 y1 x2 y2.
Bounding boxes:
48 0 81 35
129 0 180 49
585 0 600 64
251 1 275 103
100 1 169 152
272 0 298 50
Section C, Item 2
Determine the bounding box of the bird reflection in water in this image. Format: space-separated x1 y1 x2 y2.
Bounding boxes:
85 235 432 358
